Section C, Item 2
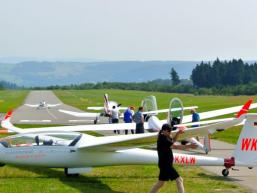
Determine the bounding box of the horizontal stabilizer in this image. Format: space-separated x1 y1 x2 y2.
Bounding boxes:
236 99 253 118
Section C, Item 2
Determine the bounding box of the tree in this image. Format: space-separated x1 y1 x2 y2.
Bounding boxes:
170 67 180 85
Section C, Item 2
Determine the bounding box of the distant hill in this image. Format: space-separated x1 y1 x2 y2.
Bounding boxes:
0 61 199 86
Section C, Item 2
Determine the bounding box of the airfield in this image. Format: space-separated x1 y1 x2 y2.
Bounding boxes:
10 90 103 125
1 90 257 193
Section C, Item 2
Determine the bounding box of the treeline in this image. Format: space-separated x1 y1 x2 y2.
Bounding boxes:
38 82 194 93
34 81 257 96
191 59 257 87
0 81 19 90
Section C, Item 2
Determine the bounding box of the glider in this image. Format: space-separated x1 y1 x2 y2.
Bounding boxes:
25 101 61 109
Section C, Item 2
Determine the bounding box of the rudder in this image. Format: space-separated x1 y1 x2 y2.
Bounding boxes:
233 114 257 165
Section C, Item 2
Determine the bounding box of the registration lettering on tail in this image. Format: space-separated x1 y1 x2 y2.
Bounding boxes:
174 155 196 165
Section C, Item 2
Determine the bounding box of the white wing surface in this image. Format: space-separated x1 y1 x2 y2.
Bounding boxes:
24 104 39 107
182 102 257 123
76 116 244 151
47 103 62 107
58 109 100 118
87 107 105 110
1 112 136 133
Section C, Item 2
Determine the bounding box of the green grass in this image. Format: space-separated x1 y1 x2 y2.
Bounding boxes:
0 90 29 112
212 126 243 144
0 165 250 193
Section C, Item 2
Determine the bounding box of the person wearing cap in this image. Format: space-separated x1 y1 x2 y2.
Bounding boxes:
123 106 135 134
150 124 185 193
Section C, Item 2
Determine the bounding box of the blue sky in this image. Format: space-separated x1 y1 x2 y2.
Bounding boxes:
0 0 257 61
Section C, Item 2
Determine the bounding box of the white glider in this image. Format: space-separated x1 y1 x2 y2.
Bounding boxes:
25 101 61 109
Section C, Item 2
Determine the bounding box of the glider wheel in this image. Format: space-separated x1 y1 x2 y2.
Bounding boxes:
64 168 79 177
222 169 229 177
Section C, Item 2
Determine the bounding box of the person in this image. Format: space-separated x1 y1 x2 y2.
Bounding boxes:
191 108 210 153
133 106 144 134
191 108 200 127
180 109 201 146
150 124 185 193
123 106 135 134
111 106 120 134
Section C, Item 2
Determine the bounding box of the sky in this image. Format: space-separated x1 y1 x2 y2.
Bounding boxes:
0 0 257 61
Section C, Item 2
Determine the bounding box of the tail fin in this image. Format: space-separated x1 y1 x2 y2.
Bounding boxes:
236 99 253 118
233 114 257 165
1 110 24 133
104 94 109 114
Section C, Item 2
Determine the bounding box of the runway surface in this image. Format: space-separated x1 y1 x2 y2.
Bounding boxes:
11 90 105 125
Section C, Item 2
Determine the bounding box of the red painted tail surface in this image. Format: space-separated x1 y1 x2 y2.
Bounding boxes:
4 110 13 120
236 99 253 118
233 114 257 164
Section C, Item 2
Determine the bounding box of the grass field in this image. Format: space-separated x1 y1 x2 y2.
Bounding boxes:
0 90 28 112
0 89 256 193
0 165 250 193
54 89 257 118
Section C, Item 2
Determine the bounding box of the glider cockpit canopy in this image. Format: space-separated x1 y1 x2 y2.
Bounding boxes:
0 132 82 148
168 98 183 128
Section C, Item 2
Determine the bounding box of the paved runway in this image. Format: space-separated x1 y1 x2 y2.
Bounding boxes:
11 90 106 125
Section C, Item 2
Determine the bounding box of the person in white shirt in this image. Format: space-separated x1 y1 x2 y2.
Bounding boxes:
111 106 120 134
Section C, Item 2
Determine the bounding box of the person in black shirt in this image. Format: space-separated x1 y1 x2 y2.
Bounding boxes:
150 124 185 193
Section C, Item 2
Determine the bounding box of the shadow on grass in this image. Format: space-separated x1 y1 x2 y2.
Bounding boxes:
197 172 227 180
197 172 242 182
12 166 124 193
